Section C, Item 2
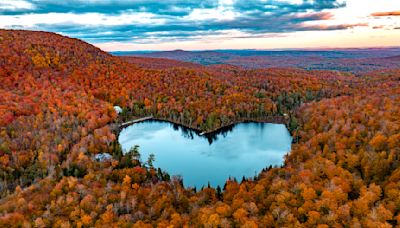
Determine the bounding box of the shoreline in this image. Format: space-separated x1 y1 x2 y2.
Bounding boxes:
114 115 288 137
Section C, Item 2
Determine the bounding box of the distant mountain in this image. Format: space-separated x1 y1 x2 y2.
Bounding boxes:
113 49 400 73
384 55 400 61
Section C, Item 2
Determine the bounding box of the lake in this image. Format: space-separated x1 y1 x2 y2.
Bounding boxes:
118 120 292 189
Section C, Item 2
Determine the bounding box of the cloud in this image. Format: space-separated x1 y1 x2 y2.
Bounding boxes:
294 12 335 20
0 0 217 16
0 0 353 44
371 11 400 17
298 23 368 31
372 25 385 29
0 0 34 11
233 0 345 15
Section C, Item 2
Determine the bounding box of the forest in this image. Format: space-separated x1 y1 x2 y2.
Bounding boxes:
0 29 399 227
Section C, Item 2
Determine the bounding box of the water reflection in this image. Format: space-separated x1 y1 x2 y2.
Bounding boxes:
135 119 237 144
119 120 292 188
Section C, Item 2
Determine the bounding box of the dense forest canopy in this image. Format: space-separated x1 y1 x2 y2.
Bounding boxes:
0 29 399 227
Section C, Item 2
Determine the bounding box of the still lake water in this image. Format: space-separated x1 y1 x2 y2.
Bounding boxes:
119 120 292 188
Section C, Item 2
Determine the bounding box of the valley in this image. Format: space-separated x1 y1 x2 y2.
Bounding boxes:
0 29 399 227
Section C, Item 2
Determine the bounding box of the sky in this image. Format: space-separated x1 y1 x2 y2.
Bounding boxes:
0 0 399 51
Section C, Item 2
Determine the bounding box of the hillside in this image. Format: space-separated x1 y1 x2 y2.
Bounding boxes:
120 56 206 70
0 30 400 227
384 55 400 61
116 50 236 65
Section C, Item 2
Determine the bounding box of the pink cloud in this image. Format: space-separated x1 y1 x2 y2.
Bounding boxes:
371 11 400 17
298 23 368 31
294 12 334 20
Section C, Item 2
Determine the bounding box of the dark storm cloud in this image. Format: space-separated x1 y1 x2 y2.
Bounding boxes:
0 0 354 43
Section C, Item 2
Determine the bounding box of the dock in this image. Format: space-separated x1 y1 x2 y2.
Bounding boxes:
119 115 153 128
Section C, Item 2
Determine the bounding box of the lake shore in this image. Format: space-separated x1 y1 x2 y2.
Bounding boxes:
118 118 292 188
114 115 288 137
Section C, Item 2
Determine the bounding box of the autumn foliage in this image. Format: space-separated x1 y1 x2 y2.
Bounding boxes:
0 29 399 227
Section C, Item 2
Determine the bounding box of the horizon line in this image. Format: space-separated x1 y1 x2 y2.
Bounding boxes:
108 46 400 53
